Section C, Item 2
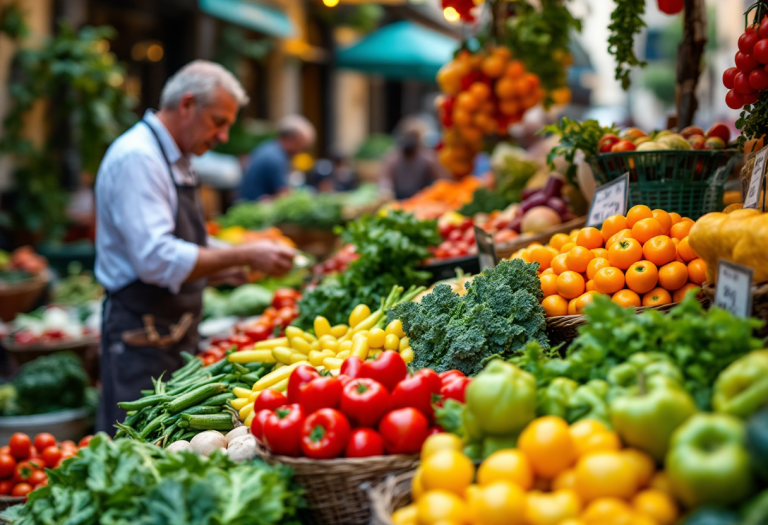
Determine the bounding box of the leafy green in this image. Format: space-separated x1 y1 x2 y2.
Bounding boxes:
389 259 549 376
218 190 343 231
607 0 647 90
459 188 512 216
1 434 304 525
737 91 768 151
295 211 440 328
8 352 89 415
492 145 539 203
510 294 764 409
203 284 273 319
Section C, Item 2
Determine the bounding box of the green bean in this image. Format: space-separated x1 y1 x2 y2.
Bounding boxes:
118 394 173 411
165 383 228 414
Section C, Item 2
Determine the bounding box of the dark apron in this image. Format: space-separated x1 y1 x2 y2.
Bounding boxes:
97 120 207 434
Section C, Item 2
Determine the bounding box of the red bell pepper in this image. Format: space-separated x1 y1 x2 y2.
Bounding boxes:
340 378 391 428
250 409 272 442
360 351 408 392
287 364 321 403
439 370 465 385
345 428 385 458
300 408 351 459
340 356 364 379
378 408 429 455
254 389 288 412
300 376 343 414
390 369 442 421
262 404 305 456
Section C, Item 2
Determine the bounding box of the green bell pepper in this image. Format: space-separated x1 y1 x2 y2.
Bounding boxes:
465 360 537 437
539 378 579 418
607 352 684 401
713 350 768 418
610 374 698 461
566 379 611 428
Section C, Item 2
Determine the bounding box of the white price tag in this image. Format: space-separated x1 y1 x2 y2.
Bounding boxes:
744 146 768 210
474 226 498 271
587 173 630 228
714 260 754 318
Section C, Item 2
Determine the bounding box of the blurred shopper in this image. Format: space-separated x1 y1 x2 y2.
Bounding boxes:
94 61 295 433
380 130 445 200
240 116 316 200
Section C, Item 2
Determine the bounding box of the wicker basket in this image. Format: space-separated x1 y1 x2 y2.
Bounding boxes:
0 496 24 511
368 471 414 525
702 281 768 338
1 335 99 366
255 443 419 525
0 273 48 322
495 217 587 260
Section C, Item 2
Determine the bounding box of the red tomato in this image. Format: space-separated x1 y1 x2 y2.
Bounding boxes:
300 408 351 459
250 409 272 442
345 428 385 458
611 140 637 153
744 91 761 105
734 72 755 95
11 483 32 498
726 89 745 109
340 379 391 428
14 461 35 484
286 365 321 404
340 357 364 379
299 377 343 414
739 27 759 54
415 369 442 393
390 370 442 421
262 404 305 456
253 389 288 412
9 433 31 460
761 17 768 39
598 134 620 153
736 51 759 73
750 67 768 90
78 436 94 449
262 306 278 320
28 458 44 470
271 296 296 310
0 480 12 495
359 351 408 392
440 376 472 404
273 288 300 306
275 306 297 326
0 446 10 456
207 347 225 360
446 229 463 243
59 440 76 452
438 222 456 238
755 39 768 64
439 370 465 384
32 433 56 454
378 408 429 455
28 470 47 487
244 324 271 342
657 0 683 14
227 335 253 350
723 67 738 89
41 446 62 469
0 455 16 478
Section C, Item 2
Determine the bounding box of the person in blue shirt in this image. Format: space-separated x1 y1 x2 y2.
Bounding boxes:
240 115 316 200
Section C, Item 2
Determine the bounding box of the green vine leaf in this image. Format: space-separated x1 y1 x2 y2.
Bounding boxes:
608 0 647 90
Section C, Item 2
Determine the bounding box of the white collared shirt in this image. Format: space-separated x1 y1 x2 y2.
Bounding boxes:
95 110 200 294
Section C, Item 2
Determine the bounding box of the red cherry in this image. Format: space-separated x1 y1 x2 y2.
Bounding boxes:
735 72 756 94
740 28 759 54
750 68 768 91
754 39 768 64
760 18 768 39
725 89 745 110
723 67 739 89
743 91 761 105
736 51 760 73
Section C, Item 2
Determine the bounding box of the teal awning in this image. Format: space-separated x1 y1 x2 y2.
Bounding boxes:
199 0 295 38
337 21 458 82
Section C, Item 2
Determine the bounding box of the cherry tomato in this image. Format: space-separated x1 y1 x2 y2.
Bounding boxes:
33 433 56 454
227 335 253 350
0 455 16 478
271 296 296 310
726 89 745 110
378 408 430 455
9 433 31 460
41 446 62 469
734 72 756 95
723 67 738 90
750 68 768 91
736 51 759 73
761 17 768 39
78 436 94 449
755 39 768 64
0 446 10 456
744 91 761 105
739 27 759 54
0 480 12 495
345 428 386 458
14 461 35 484
28 470 47 487
28 458 44 470
59 440 76 452
11 483 32 498
244 323 271 342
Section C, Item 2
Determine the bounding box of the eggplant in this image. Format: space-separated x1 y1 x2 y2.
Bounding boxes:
546 197 569 218
521 187 539 201
520 191 548 213
542 176 565 199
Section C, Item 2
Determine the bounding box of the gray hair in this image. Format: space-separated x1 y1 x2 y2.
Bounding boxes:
160 60 249 109
277 115 316 145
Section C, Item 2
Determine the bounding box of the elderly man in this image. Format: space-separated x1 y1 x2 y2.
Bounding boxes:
95 61 295 432
240 115 316 200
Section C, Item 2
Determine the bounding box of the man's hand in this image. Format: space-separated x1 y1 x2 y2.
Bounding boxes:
239 240 296 276
208 267 249 287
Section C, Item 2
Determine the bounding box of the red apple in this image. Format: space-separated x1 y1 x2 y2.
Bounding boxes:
687 134 706 150
706 123 731 145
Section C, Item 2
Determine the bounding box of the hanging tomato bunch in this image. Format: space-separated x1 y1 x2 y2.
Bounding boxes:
435 47 544 178
441 0 479 23
657 0 684 15
724 9 768 110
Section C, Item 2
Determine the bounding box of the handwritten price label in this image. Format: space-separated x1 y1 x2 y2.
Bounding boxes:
744 146 768 210
474 226 498 271
587 173 630 228
714 260 754 318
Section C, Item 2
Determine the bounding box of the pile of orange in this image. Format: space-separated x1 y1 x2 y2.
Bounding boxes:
509 206 707 317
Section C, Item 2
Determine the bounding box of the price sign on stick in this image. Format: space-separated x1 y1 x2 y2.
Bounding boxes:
744 146 768 210
714 260 754 318
474 226 498 271
587 173 630 228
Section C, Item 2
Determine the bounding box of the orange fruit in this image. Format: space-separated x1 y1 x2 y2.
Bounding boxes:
642 235 676 266
673 283 700 303
540 274 559 297
518 416 577 479
687 258 706 285
560 242 577 254
591 248 609 259
550 233 571 251
566 246 595 274
567 298 578 315
594 267 625 294
612 289 641 308
556 271 586 300
542 295 569 317
574 452 638 502
587 258 612 280
626 205 653 228
676 237 698 262
642 287 672 307
577 227 604 249
477 449 534 489
658 261 688 291
551 253 570 275
608 238 643 270
670 221 693 241
652 210 673 235
601 215 629 243
529 245 557 270
540 268 554 276
569 420 621 458
632 489 679 525
632 218 664 245
625 261 659 295
574 291 600 313
669 212 682 225
586 279 596 292
621 449 656 489
505 60 525 78
606 229 634 250
552 469 577 492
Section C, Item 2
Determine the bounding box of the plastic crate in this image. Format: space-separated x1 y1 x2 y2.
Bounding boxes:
587 149 741 219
